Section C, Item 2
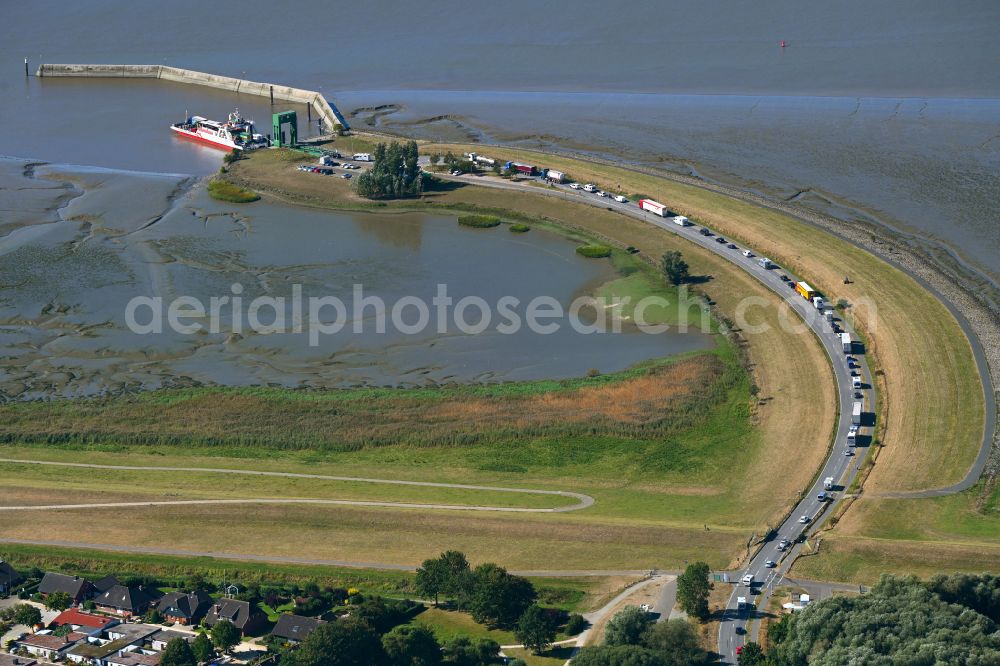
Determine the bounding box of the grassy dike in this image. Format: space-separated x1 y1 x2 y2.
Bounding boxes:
414 141 985 491
224 137 994 581
407 138 991 580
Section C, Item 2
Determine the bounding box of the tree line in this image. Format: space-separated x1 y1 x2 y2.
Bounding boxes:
740 572 1000 665
355 140 423 199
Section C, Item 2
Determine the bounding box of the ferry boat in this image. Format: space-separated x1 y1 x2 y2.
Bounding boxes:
170 108 270 151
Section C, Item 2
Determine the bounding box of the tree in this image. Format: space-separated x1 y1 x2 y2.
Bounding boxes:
210 620 241 653
926 572 1000 622
160 637 198 666
572 645 666 666
355 140 423 199
676 562 712 621
769 574 1000 665
737 641 766 665
416 558 448 606
11 604 41 627
515 605 557 654
43 591 72 612
605 606 653 646
441 636 499 665
565 613 588 635
144 607 165 624
191 632 215 663
660 250 690 286
293 618 386 666
351 596 414 634
52 624 73 637
641 619 706 665
382 624 442 666
766 614 790 646
468 563 536 628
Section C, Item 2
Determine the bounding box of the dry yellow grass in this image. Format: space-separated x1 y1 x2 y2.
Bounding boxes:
791 534 1000 584
0 502 739 571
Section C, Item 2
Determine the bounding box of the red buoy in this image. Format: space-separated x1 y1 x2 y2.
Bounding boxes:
780 40 787 48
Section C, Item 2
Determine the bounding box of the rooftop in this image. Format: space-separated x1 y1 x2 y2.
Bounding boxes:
18 631 86 651
51 608 117 630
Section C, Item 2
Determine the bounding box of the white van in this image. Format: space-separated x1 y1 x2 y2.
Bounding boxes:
741 574 754 586
852 376 862 389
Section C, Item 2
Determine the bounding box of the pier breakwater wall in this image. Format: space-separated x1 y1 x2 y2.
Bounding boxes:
36 64 349 130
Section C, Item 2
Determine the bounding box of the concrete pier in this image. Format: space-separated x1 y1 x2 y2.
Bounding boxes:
36 64 349 130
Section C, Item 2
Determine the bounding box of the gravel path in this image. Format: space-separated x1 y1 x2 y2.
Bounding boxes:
0 457 595 513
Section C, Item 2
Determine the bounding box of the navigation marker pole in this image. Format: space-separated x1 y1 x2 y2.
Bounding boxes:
25 58 29 77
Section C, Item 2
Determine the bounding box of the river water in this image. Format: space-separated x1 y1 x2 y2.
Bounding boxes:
3 0 997 284
0 1 997 393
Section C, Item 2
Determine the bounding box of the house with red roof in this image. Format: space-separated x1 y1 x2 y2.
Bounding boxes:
50 608 119 633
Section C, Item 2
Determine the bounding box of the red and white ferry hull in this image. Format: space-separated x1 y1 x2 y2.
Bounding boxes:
170 125 242 151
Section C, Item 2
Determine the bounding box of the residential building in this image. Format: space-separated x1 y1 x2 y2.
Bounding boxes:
271 614 326 643
106 652 162 666
93 575 121 595
155 590 212 625
50 608 118 633
204 599 267 635
67 625 160 665
38 572 92 602
149 630 194 652
0 560 23 595
0 655 37 666
12 631 86 660
94 585 160 617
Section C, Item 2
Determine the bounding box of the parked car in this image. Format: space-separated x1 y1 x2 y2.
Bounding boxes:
569 183 581 189
596 191 608 197
341 173 352 179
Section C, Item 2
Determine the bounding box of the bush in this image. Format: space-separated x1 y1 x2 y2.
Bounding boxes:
575 244 612 258
207 180 260 203
565 613 588 635
458 215 502 229
508 223 530 233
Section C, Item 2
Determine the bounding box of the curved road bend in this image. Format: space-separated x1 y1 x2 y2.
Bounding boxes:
425 171 873 663
0 458 593 513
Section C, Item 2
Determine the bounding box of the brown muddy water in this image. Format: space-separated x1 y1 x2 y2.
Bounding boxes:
0 158 710 398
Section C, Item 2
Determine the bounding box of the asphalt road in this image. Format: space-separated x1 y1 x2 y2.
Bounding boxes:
426 169 873 663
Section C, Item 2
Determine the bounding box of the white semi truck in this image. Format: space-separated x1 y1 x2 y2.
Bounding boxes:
639 199 668 217
852 401 863 425
841 332 852 353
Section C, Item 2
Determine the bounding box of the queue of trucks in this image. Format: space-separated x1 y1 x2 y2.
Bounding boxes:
453 154 872 452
